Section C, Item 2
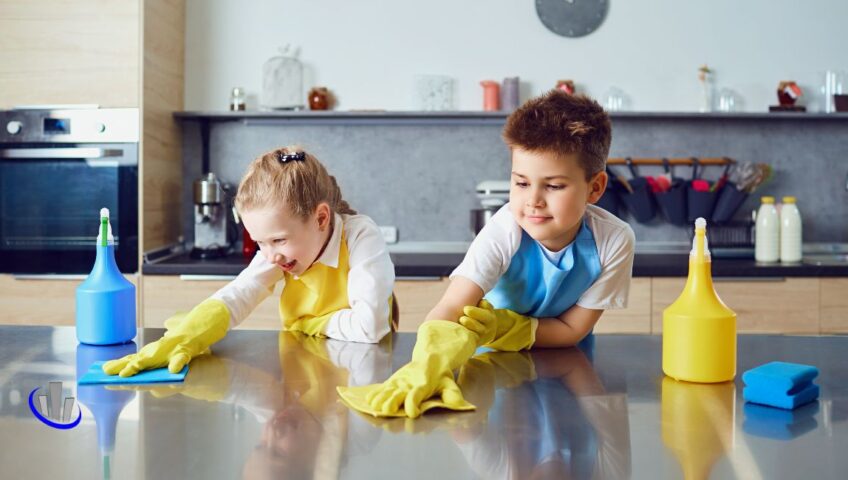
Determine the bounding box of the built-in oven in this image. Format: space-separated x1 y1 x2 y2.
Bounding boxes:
0 107 138 274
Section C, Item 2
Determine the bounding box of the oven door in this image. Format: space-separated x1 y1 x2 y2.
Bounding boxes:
0 144 138 274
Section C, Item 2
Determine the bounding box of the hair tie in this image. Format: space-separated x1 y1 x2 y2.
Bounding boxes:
278 151 305 163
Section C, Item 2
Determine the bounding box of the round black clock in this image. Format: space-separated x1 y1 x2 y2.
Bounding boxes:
535 0 609 38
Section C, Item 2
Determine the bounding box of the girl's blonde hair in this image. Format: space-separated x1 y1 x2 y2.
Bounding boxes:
235 146 356 219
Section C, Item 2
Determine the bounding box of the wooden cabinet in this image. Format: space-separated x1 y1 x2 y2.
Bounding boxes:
7 272 845 335
394 278 451 332
394 277 653 334
593 278 652 334
142 275 279 330
0 274 138 326
652 277 820 334
0 0 140 108
820 278 848 334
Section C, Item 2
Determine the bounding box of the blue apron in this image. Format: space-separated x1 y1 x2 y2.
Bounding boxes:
489 377 599 477
485 219 602 318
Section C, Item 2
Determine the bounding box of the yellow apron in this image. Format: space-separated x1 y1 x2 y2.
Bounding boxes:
279 231 395 336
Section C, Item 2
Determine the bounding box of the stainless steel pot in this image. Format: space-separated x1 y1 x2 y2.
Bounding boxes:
471 208 497 234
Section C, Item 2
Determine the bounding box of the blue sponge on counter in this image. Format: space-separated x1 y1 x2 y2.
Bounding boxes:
742 361 819 410
743 402 819 440
78 361 188 385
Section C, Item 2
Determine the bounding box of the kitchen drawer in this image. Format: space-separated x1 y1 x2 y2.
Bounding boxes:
593 278 652 334
0 274 138 326
142 275 280 330
651 277 820 334
820 278 848 334
394 278 451 332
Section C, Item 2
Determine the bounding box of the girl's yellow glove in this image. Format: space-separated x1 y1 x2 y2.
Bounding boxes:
102 299 230 377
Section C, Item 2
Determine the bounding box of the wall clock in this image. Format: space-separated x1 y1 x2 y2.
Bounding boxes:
535 0 608 38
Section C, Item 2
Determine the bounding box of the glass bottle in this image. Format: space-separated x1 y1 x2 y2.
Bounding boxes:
230 87 246 111
755 196 780 263
779 196 802 263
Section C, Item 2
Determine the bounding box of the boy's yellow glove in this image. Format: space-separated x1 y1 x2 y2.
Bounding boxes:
460 300 538 352
337 320 479 418
102 299 230 377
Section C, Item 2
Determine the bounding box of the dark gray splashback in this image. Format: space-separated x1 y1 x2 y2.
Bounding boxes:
180 114 848 244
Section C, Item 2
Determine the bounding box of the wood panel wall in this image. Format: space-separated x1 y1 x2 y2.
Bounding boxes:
0 0 140 108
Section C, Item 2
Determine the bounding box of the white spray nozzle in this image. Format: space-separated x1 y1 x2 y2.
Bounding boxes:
100 207 110 219
690 217 711 259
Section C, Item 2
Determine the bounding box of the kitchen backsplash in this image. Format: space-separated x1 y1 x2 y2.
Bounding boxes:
181 115 848 244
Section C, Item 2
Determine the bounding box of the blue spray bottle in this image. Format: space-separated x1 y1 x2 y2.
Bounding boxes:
76 208 136 345
76 341 137 479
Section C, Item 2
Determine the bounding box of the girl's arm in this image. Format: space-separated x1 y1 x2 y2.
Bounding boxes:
322 216 395 343
210 251 285 328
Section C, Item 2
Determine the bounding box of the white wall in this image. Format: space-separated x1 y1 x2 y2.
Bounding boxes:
185 0 848 112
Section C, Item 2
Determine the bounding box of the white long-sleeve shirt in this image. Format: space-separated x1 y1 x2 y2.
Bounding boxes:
211 213 395 343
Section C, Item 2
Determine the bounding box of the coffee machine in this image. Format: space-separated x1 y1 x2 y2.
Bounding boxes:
191 172 233 259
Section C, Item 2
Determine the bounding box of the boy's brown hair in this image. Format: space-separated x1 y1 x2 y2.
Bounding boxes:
502 90 611 180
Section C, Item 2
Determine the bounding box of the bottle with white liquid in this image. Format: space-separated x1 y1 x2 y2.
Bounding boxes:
755 196 780 263
779 196 802 263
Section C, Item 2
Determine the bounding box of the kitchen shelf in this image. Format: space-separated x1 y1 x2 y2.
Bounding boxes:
174 110 848 126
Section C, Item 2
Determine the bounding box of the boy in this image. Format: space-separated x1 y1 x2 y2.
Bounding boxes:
430 90 635 350
337 91 635 418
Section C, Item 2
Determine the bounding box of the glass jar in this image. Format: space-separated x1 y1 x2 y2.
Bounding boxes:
230 87 246 111
262 45 303 110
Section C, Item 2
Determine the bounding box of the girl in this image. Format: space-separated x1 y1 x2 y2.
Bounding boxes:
104 147 396 377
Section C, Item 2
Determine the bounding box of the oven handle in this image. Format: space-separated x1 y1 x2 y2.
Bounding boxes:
0 147 124 159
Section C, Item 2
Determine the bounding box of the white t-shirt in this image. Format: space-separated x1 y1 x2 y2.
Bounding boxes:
451 204 635 311
210 213 395 343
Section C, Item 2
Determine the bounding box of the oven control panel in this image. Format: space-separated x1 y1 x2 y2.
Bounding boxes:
0 108 138 143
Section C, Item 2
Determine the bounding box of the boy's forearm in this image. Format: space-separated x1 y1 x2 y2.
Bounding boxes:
532 306 604 348
425 276 484 323
533 318 587 347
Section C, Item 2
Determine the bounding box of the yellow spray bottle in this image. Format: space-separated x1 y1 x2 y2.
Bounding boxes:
663 217 736 383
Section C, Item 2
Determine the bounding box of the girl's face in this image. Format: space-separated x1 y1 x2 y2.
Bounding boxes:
509 147 607 251
241 203 332 276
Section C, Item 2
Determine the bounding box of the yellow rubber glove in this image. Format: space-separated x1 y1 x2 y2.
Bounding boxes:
102 298 230 377
460 300 538 352
458 303 498 346
285 311 334 337
106 354 233 402
337 320 479 418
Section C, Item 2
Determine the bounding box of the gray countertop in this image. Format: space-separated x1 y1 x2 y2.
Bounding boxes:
142 242 848 278
1 326 846 479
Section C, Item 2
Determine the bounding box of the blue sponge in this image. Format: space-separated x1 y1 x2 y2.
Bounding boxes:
743 402 819 440
78 361 188 385
742 361 819 410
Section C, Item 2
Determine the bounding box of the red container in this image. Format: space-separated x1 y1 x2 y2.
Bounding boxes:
242 226 257 259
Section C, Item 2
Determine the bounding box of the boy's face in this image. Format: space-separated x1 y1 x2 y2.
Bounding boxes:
241 203 332 276
509 148 607 251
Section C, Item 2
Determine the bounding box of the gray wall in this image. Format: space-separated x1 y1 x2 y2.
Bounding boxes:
181 116 848 245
